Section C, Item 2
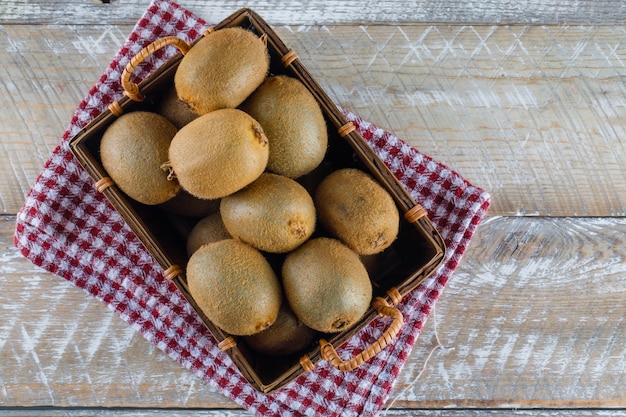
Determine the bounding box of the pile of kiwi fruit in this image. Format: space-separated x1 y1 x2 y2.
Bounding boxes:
99 26 401 359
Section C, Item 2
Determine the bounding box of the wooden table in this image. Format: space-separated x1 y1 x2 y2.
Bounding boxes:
1 1 625 416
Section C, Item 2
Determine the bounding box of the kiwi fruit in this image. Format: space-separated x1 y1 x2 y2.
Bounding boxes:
244 303 317 357
314 168 400 255
167 108 269 200
282 237 372 333
187 239 282 336
220 173 316 253
186 212 231 256
175 27 269 115
100 111 179 205
240 75 328 178
156 85 199 129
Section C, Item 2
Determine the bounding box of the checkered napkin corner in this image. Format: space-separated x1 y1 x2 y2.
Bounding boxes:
12 1 492 416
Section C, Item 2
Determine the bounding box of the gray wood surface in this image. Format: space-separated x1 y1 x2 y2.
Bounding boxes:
2 23 625 216
2 0 626 25
2 0 625 416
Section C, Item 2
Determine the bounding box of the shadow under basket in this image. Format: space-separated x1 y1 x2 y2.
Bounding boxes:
69 8 446 394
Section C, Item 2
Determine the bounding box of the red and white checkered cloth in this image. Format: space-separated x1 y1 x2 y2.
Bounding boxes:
14 1 490 415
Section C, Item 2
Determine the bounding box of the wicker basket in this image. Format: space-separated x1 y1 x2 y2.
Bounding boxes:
69 8 446 394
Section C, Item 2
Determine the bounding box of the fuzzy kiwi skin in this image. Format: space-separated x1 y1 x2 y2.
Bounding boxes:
187 239 282 336
186 211 231 256
100 111 179 205
157 85 199 129
244 303 317 357
175 27 269 115
314 168 400 255
220 173 316 253
240 75 328 178
168 108 269 200
282 237 372 333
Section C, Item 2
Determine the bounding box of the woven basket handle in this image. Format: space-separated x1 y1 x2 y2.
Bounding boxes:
319 297 404 372
121 36 191 102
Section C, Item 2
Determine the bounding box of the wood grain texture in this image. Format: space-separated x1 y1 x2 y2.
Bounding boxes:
3 1 626 415
1 0 626 25
2 24 625 216
290 24 626 216
2 215 625 411
387 216 626 409
0 24 131 214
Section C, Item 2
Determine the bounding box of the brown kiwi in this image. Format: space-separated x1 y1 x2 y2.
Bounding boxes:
175 27 269 115
240 75 328 178
156 85 199 129
282 237 372 333
186 212 231 256
100 111 179 205
314 168 400 255
244 303 317 357
167 108 269 200
220 173 316 253
186 239 282 336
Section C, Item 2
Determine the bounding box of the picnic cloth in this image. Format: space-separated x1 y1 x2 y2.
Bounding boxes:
14 0 491 415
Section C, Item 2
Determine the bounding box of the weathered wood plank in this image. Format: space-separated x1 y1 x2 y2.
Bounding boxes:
2 215 625 409
293 24 626 216
1 0 626 25
387 216 626 409
2 24 626 216
0 24 132 214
